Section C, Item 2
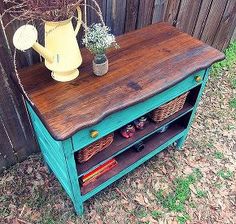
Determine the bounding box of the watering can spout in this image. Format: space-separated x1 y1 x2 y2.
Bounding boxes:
13 24 54 63
32 42 54 63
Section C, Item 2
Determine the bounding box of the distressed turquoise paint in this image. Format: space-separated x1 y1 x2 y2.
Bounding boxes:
26 68 212 216
176 69 211 149
62 139 84 215
27 103 75 203
72 70 205 151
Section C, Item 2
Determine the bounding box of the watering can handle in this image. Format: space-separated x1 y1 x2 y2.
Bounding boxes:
75 6 82 35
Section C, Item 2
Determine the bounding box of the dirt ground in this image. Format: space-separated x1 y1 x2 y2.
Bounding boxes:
0 65 235 224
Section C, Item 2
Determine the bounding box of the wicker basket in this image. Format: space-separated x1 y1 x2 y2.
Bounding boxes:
76 133 114 163
150 92 189 123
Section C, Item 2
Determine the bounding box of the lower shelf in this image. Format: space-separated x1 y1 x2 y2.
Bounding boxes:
80 123 185 195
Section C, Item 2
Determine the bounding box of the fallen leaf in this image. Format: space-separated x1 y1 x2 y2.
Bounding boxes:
30 211 41 221
67 221 75 224
140 215 158 224
134 193 149 207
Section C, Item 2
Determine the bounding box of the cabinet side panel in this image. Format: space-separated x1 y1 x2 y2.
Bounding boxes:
26 103 73 199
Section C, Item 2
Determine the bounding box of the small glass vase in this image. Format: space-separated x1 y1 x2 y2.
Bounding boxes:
93 54 109 76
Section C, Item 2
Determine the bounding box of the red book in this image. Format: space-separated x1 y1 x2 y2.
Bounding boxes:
80 158 118 186
81 162 117 187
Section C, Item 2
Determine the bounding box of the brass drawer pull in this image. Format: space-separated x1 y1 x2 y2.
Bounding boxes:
195 75 202 83
90 130 99 138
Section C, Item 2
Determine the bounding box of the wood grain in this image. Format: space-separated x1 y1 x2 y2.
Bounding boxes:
106 0 127 35
0 1 40 67
193 0 213 39
200 0 228 45
18 23 224 141
152 0 166 24
231 27 236 42
125 0 139 32
87 0 107 25
137 0 155 28
212 1 236 50
176 0 202 35
0 21 38 172
164 0 181 25
0 118 17 170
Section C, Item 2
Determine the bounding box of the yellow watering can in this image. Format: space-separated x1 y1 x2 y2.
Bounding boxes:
13 7 82 82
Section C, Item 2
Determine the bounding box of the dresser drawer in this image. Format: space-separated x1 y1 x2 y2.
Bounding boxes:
72 69 206 151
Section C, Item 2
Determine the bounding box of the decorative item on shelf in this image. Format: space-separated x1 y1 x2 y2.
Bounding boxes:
133 141 145 152
134 116 148 130
150 92 189 123
76 133 114 163
159 124 170 133
82 23 119 76
120 124 136 139
80 158 118 187
5 0 106 82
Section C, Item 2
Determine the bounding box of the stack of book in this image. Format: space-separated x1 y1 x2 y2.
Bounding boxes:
80 158 118 186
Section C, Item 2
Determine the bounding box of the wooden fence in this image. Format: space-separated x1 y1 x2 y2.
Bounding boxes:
0 0 236 172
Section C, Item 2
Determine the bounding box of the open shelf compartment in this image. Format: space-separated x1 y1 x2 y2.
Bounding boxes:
80 123 186 197
75 86 202 198
79 112 191 196
76 103 193 177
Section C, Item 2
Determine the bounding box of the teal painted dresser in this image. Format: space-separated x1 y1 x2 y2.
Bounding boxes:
18 23 224 215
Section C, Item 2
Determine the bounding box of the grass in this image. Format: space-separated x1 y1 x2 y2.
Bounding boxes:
155 169 205 223
217 169 234 180
211 41 236 115
229 98 236 109
230 77 236 89
177 214 190 224
193 168 203 179
137 210 148 218
151 210 163 219
40 215 57 224
227 125 235 130
214 151 224 159
196 190 208 198
211 41 236 76
156 170 202 213
189 202 196 208
206 141 214 148
213 182 224 189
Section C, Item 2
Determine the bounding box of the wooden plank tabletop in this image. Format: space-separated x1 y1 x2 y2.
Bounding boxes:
18 22 224 140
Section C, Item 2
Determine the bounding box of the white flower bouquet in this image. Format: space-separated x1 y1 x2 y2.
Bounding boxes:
82 23 119 76
82 23 119 55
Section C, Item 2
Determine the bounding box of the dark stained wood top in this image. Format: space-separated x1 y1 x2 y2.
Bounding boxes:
18 22 225 140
